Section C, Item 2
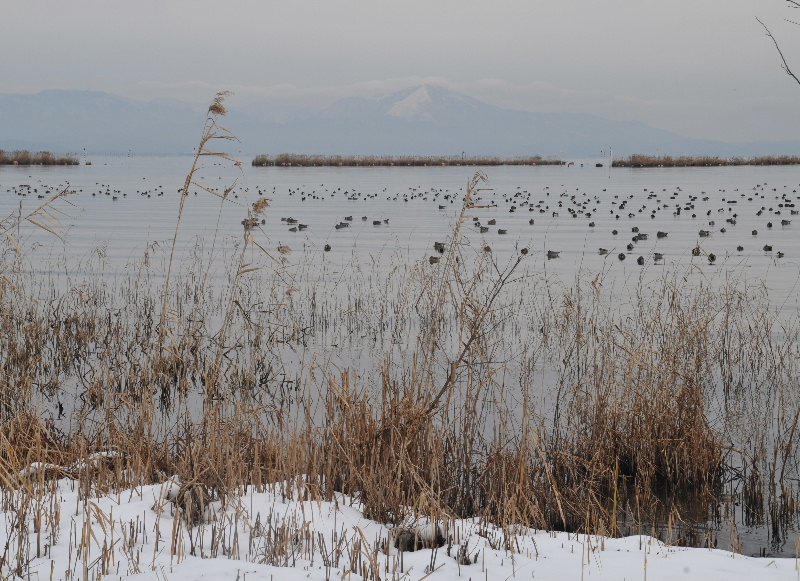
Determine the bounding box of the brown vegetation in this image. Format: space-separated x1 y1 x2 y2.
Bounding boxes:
613 154 800 167
2 215 795 545
252 153 561 167
0 150 78 165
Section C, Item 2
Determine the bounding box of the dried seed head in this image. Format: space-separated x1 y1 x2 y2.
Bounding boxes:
208 91 232 116
252 198 270 216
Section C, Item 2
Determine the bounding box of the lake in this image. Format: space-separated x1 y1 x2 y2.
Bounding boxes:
2 155 799 307
2 155 800 557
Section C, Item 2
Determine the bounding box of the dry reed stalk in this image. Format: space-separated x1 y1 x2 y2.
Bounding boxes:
158 91 239 347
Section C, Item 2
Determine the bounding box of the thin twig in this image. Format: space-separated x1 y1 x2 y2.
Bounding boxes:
757 16 800 86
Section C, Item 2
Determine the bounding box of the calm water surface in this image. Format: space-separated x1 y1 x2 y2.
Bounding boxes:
2 155 799 311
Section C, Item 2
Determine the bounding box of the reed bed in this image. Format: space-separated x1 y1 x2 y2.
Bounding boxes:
255 153 800 168
613 154 800 167
252 154 560 167
0 150 79 165
1 95 799 577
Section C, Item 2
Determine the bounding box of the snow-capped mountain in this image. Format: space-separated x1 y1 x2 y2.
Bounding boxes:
1 86 797 157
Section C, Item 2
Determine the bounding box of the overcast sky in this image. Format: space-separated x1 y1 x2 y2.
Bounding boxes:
3 0 800 143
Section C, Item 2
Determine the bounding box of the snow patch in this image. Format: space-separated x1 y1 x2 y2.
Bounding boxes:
1 477 796 580
387 86 434 121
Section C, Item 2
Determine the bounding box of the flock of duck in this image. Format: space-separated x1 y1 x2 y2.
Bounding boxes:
262 180 796 264
6 181 166 201
3 177 796 264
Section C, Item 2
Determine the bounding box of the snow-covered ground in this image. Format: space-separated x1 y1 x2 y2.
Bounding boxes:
4 476 798 581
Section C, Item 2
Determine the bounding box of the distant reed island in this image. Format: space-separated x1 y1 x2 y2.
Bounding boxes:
252 154 562 167
0 150 78 165
612 154 800 167
253 153 800 168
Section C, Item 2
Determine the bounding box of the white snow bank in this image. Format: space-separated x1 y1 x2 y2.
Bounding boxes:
3 477 797 581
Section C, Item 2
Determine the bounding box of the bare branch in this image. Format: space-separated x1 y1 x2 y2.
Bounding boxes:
757 16 800 86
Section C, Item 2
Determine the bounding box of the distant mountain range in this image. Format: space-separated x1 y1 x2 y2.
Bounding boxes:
1 85 798 158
